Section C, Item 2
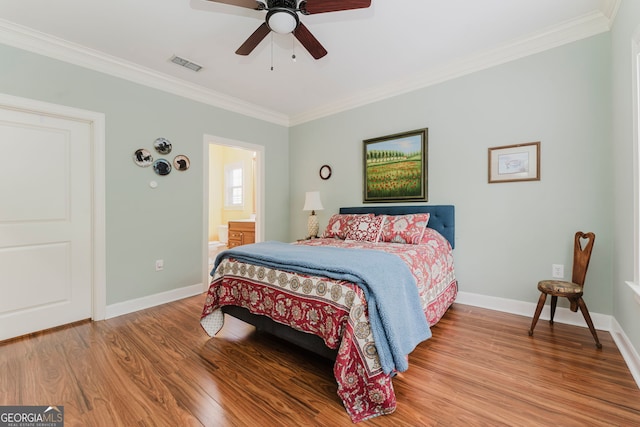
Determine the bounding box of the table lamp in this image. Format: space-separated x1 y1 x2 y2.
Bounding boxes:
303 191 324 238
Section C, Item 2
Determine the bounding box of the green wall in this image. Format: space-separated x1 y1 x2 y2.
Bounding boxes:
290 33 613 315
0 43 290 305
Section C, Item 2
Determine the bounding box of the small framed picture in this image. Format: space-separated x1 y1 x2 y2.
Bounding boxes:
488 142 540 183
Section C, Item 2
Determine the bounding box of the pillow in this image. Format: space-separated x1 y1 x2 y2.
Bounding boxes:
344 214 386 242
419 227 452 250
322 214 374 239
380 213 430 244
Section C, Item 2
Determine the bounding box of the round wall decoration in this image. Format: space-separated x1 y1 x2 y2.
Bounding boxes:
173 155 190 171
153 137 172 155
133 148 153 167
319 164 332 180
153 159 172 176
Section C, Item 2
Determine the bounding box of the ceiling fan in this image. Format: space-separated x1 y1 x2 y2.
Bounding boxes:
207 0 372 59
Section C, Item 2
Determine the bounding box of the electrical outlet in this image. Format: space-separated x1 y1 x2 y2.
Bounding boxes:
155 259 164 271
552 264 564 279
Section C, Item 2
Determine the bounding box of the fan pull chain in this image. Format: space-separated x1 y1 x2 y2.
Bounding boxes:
270 33 274 71
292 35 296 62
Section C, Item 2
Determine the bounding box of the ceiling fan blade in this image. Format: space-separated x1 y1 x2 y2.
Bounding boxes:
236 22 271 56
206 0 264 10
294 23 327 60
303 0 371 14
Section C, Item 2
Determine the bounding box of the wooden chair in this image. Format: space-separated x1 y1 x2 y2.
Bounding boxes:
528 231 601 348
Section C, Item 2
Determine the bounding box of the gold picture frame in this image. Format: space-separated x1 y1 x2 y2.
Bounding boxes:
488 141 540 183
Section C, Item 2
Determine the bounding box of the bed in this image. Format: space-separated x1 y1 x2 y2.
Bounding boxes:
200 205 457 422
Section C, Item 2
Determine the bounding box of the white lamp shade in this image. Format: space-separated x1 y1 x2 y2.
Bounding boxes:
267 10 299 34
303 191 324 211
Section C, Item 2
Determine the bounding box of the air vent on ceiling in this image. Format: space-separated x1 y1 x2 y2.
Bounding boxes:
170 55 203 72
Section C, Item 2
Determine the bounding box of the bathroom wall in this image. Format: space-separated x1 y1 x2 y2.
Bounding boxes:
208 144 256 242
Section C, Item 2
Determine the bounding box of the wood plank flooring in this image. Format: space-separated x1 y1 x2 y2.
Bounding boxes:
2 294 640 426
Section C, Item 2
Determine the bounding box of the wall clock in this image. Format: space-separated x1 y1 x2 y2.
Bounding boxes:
319 164 332 180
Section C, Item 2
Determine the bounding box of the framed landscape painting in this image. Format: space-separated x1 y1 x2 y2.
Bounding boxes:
363 128 428 203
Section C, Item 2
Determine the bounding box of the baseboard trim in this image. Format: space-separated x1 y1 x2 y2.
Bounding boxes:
610 317 640 388
456 291 612 330
105 283 203 319
456 290 640 389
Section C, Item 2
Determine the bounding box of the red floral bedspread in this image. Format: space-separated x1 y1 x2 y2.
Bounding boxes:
200 232 457 423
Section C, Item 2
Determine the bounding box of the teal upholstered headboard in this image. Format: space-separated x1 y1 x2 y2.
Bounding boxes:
339 205 455 249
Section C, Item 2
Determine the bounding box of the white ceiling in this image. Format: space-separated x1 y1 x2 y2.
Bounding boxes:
0 0 618 126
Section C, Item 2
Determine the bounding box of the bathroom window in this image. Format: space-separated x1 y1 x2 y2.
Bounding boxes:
224 162 244 208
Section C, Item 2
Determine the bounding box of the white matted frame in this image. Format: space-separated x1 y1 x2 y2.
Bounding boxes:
488 141 540 183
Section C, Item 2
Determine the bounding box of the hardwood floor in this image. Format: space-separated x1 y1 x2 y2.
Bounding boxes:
2 294 639 426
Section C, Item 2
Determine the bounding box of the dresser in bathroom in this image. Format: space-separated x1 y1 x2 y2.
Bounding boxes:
227 221 255 248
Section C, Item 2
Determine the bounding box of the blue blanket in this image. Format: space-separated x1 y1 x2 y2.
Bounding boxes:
213 241 431 374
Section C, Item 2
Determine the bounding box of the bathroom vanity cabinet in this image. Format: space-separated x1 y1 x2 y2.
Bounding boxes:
227 221 255 248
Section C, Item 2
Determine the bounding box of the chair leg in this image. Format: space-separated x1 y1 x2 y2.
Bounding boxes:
550 295 558 325
529 292 547 336
577 297 602 349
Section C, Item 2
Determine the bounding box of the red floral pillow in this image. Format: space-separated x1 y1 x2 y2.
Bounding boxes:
380 213 430 244
323 214 374 239
344 215 386 242
419 227 452 250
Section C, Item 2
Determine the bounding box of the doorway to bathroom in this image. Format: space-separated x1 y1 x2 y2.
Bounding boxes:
203 135 264 287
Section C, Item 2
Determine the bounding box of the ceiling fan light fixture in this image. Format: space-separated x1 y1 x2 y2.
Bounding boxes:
266 9 299 34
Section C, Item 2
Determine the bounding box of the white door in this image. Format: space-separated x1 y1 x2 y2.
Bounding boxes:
0 105 92 341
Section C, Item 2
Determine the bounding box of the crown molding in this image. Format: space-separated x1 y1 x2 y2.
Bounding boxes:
600 0 621 24
289 9 613 126
0 19 290 127
0 7 614 129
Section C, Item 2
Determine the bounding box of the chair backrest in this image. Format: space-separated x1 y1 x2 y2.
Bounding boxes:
572 231 595 287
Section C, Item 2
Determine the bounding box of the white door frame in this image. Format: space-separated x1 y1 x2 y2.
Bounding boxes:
202 134 265 290
0 93 106 321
